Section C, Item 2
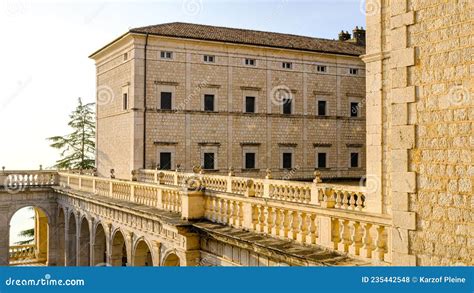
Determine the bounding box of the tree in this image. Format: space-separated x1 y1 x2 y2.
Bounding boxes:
15 207 34 245
48 98 95 169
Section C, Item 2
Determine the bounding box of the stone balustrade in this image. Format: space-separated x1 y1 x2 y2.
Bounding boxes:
0 170 58 188
9 244 36 261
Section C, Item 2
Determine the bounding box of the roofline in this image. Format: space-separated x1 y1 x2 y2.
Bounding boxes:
129 30 363 57
88 31 131 59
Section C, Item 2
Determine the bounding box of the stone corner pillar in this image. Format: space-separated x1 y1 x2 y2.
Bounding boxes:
181 190 205 220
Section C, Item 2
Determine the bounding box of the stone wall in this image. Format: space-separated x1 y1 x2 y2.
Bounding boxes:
364 0 472 265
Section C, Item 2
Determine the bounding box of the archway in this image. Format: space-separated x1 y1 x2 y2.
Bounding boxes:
8 206 49 266
93 223 107 266
163 252 180 266
78 218 90 266
67 213 77 266
133 239 153 266
57 208 65 266
111 230 128 266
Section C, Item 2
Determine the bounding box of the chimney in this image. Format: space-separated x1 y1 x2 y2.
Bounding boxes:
338 30 351 41
352 26 366 46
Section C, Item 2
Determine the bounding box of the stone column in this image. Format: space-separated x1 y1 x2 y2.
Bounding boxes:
64 210 70 266
35 209 48 261
0 207 9 266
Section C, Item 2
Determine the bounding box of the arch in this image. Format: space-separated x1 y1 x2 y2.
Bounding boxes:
133 238 153 266
78 217 90 266
67 212 77 266
57 207 66 266
162 250 181 266
8 206 49 266
93 223 107 266
111 229 128 266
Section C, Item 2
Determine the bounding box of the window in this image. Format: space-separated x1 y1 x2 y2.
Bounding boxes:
160 51 173 59
282 98 292 114
350 152 359 168
245 96 255 113
349 68 359 75
159 152 172 170
123 52 128 61
317 153 327 168
122 93 128 110
350 102 359 117
203 153 215 170
244 153 256 169
317 65 327 72
204 94 215 111
317 100 327 116
282 153 292 169
282 62 292 69
160 92 172 110
203 55 215 63
245 58 256 66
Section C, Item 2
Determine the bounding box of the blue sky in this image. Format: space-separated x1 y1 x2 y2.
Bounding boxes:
0 0 366 169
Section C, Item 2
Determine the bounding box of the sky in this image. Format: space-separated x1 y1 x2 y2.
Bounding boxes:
0 0 366 170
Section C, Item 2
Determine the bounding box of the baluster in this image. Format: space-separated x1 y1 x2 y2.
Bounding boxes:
264 207 273 234
349 192 356 210
331 219 342 251
342 192 349 209
360 223 374 259
356 192 364 211
307 214 317 245
350 221 363 256
297 212 308 243
225 199 231 224
375 225 387 262
341 220 352 252
272 208 281 237
257 205 265 232
289 211 299 240
280 210 289 238
251 205 258 231
335 191 342 208
237 202 243 228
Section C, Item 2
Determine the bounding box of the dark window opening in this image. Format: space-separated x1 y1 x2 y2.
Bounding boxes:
203 153 215 170
123 93 128 110
282 98 292 114
282 153 292 169
245 153 256 169
350 153 359 168
160 152 172 170
317 153 327 168
350 102 359 117
318 100 327 116
245 96 255 113
160 92 172 110
204 94 215 111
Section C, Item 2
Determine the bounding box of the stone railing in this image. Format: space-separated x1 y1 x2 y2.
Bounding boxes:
0 170 58 188
52 170 390 264
9 244 36 261
137 169 367 211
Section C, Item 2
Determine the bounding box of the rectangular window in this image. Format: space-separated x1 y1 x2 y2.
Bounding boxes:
160 51 173 59
203 55 215 63
203 153 215 170
282 153 292 169
350 102 359 117
245 58 256 66
159 152 172 170
349 68 358 75
350 152 359 168
282 62 292 69
245 96 255 113
317 65 327 72
282 98 292 114
317 100 327 116
245 153 256 169
160 92 172 110
123 52 128 61
122 93 128 110
204 94 215 111
317 153 327 168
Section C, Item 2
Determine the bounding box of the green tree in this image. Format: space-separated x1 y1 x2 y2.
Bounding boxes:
15 207 34 245
48 98 95 169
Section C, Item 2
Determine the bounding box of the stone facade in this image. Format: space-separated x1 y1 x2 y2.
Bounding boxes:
91 25 366 180
363 0 472 265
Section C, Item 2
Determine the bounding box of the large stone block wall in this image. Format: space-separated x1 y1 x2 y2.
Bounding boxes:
364 0 472 265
